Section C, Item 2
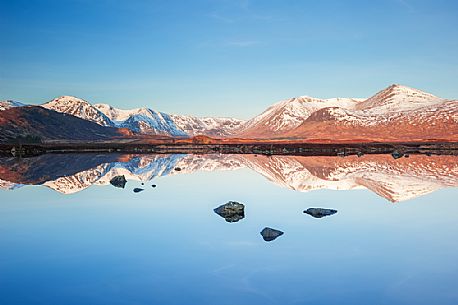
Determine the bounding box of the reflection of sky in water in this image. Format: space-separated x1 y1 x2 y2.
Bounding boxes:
1 168 458 305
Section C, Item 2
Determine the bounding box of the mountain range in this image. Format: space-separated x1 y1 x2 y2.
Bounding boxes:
0 84 457 142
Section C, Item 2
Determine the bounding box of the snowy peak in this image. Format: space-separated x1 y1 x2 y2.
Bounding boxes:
236 84 457 140
42 96 114 126
93 103 187 136
94 103 150 122
0 100 25 111
239 95 364 137
355 84 445 113
170 114 245 137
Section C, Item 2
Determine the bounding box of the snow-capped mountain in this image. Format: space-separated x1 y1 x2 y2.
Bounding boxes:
170 115 245 137
237 96 365 138
94 104 187 136
42 96 114 126
2 84 456 141
355 84 445 113
0 100 25 111
239 84 457 141
282 85 458 141
41 98 243 137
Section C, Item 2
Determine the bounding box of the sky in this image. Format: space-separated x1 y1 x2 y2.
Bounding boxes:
1 0 457 119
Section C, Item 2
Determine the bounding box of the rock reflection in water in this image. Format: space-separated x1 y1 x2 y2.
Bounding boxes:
304 208 338 218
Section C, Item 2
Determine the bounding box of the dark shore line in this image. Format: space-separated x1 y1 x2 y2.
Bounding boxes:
1 142 458 157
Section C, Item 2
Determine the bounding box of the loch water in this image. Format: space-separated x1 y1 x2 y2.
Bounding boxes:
0 153 457 305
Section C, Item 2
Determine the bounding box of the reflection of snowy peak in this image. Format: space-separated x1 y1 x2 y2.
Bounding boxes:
239 155 458 202
44 163 114 194
2 154 456 202
0 178 23 191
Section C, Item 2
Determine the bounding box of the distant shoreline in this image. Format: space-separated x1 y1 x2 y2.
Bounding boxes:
1 141 457 157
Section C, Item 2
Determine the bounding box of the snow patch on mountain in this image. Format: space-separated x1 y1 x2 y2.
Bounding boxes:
355 84 445 113
93 104 187 136
170 115 245 137
42 96 114 126
238 96 365 136
0 100 26 111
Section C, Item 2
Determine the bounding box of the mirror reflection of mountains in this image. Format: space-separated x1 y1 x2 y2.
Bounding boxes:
0 153 457 202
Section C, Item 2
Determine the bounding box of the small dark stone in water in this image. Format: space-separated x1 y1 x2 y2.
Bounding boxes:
152 184 157 188
404 154 410 158
133 188 144 193
260 227 284 242
214 201 245 223
174 167 182 171
304 208 338 218
141 182 144 185
110 175 127 189
391 151 404 159
357 151 364 157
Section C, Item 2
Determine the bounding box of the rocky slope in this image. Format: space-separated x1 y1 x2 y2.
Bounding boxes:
0 106 123 143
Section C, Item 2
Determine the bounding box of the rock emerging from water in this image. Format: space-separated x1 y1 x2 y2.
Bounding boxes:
174 167 182 171
214 201 245 222
260 227 284 242
110 175 127 189
304 208 338 218
152 184 157 188
133 188 144 193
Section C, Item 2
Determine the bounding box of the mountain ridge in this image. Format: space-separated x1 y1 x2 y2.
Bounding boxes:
1 84 457 141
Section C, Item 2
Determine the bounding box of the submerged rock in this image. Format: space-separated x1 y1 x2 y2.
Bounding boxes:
391 151 404 159
133 188 144 193
214 201 245 222
260 227 284 242
174 167 182 171
110 175 127 189
304 208 338 218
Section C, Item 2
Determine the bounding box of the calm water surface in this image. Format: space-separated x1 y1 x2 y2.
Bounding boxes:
0 154 457 305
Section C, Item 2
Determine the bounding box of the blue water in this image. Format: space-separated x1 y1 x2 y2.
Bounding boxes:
1 167 458 305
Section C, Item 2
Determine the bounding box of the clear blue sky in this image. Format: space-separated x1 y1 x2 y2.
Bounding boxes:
1 0 457 119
